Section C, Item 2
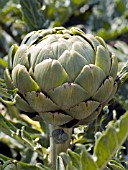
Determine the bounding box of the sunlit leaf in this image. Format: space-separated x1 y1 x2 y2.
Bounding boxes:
94 111 128 169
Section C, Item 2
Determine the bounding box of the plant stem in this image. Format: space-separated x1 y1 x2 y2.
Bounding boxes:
49 125 72 170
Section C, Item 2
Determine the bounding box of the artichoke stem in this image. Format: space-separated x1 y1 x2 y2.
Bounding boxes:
49 124 72 170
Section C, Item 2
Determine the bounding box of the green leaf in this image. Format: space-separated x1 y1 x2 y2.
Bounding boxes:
66 149 99 170
0 154 46 170
1 160 17 170
108 45 128 62
0 97 15 106
36 163 51 170
80 151 99 170
56 156 65 170
0 114 47 157
0 58 8 68
0 87 12 99
66 164 77 170
94 111 128 169
0 114 17 136
108 160 125 170
20 0 46 31
67 150 80 169
20 148 38 164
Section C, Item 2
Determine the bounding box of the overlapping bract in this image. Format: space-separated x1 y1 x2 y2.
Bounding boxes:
5 27 118 127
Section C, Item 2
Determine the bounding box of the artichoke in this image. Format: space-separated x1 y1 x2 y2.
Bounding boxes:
5 27 118 127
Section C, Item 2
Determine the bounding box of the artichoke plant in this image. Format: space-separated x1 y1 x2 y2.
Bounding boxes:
5 27 118 128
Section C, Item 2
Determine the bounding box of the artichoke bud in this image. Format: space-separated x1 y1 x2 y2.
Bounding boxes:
5 27 118 127
15 94 35 113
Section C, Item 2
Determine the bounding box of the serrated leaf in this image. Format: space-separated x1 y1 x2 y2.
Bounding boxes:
20 0 46 31
0 114 46 157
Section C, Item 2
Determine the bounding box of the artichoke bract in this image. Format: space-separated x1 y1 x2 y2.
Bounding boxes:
5 27 118 127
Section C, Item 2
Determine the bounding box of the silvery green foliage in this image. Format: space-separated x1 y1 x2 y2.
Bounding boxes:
59 111 128 170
